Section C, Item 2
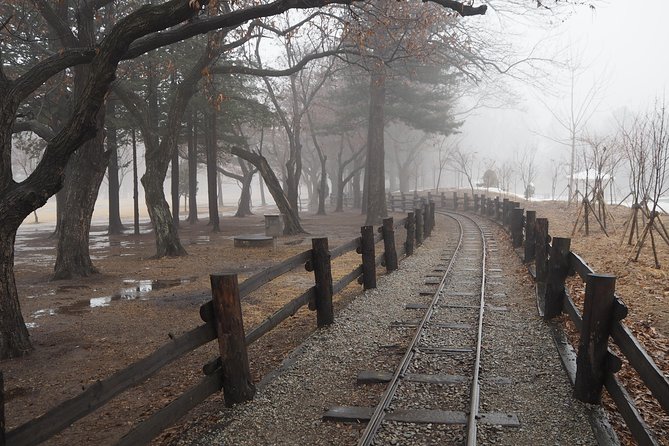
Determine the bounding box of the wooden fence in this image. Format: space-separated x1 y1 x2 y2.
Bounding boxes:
426 190 668 446
0 204 436 446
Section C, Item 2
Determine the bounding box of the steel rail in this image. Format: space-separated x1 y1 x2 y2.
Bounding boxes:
357 213 466 446
458 212 487 446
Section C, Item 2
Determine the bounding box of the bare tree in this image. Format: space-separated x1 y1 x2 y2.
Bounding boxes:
537 53 607 205
449 146 477 195
516 147 538 200
497 161 514 195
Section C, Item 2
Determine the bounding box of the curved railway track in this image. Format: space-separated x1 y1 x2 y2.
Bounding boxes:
327 211 519 445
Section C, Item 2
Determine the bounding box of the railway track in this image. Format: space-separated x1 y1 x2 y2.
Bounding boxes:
325 211 519 445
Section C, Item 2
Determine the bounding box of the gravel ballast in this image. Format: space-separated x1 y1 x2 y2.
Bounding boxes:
192 214 600 445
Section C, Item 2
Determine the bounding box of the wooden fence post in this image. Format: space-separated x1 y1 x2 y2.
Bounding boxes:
359 225 377 289
574 274 622 404
415 207 424 245
405 212 415 256
494 197 500 219
401 192 406 211
311 238 334 326
210 274 256 407
524 210 536 263
452 191 458 210
535 218 549 284
429 201 436 234
464 193 470 211
544 237 571 319
511 207 525 247
389 192 395 212
381 218 399 272
502 198 509 224
422 203 430 238
0 371 5 446
441 192 446 209
473 194 479 212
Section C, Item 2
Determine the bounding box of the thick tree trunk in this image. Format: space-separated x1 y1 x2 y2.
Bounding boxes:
234 172 254 217
187 113 198 224
353 168 362 209
0 227 32 358
205 112 220 231
171 145 180 228
107 110 125 235
364 66 388 225
259 175 266 206
231 147 305 234
53 115 108 280
142 163 187 257
317 158 327 216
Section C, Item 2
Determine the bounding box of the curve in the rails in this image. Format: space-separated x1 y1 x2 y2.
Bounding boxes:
356 212 467 446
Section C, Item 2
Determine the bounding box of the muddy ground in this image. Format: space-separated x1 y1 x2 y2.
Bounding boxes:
3 198 668 445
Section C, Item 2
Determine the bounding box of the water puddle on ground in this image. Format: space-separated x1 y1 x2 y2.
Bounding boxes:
30 277 198 321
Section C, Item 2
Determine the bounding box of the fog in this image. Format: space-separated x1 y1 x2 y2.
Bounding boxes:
458 0 669 199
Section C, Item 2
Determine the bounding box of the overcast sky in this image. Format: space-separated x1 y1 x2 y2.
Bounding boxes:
457 0 669 196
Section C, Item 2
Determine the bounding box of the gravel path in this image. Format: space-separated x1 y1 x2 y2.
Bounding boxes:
192 214 600 445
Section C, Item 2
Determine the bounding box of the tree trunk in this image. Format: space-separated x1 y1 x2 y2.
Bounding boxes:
353 167 362 209
142 162 187 257
0 227 32 358
259 174 266 206
171 143 180 228
234 172 254 217
317 157 327 216
364 65 388 225
53 113 108 280
107 105 125 235
187 112 198 224
205 111 220 231
231 147 305 234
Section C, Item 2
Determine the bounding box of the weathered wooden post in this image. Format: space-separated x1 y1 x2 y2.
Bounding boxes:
535 218 549 284
524 210 537 263
311 238 334 326
415 207 424 245
464 193 470 211
574 275 626 404
452 191 458 210
381 218 399 272
388 192 395 212
0 371 5 446
511 207 525 248
401 192 406 211
493 197 500 219
429 201 436 234
405 212 415 256
210 274 256 406
427 191 432 206
359 226 377 289
441 192 447 209
544 237 571 319
502 198 509 224
473 194 479 212
422 203 430 238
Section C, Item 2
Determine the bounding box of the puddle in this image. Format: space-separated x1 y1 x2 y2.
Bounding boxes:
32 308 57 318
57 277 199 314
56 285 90 293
